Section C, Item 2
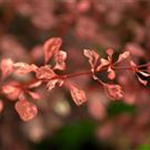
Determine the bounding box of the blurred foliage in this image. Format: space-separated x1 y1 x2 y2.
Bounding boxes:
139 142 150 150
107 101 136 117
32 120 114 150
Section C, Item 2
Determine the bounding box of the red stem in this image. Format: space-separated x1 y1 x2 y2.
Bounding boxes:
18 65 136 89
138 62 150 68
1 63 149 92
62 70 92 79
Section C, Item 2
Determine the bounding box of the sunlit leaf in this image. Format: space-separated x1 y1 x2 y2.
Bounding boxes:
70 85 86 106
53 51 67 70
104 84 123 100
43 37 62 63
15 99 38 121
36 65 56 80
0 58 14 78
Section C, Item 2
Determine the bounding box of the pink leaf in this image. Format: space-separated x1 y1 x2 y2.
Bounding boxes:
106 48 114 57
138 71 150 77
28 91 41 100
15 99 38 121
13 62 38 75
117 51 130 63
107 67 116 80
136 75 148 86
47 79 64 91
36 65 56 80
130 60 137 71
104 84 123 100
70 85 86 106
53 51 67 70
83 49 99 71
100 58 110 66
96 58 109 71
2 82 22 101
0 58 14 78
29 81 42 88
43 37 62 63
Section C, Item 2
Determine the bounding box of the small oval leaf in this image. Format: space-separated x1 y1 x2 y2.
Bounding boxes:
15 99 38 121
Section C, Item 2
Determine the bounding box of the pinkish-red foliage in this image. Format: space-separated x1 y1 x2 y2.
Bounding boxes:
43 37 62 64
15 99 38 121
70 85 87 106
0 37 150 122
0 1 150 149
104 84 124 100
